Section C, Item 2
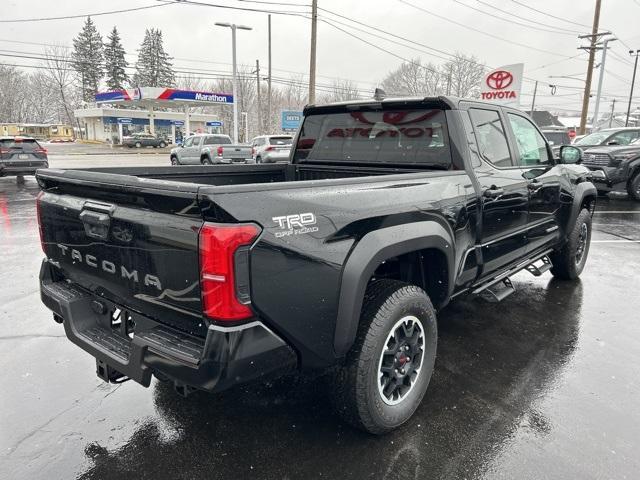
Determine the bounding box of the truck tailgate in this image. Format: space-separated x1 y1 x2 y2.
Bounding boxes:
223 145 252 161
37 170 206 336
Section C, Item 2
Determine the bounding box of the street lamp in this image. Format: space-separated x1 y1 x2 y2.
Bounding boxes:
215 22 252 143
626 49 640 127
592 37 617 130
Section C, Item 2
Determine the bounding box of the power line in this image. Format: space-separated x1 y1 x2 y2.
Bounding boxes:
154 0 309 18
452 0 579 36
507 0 592 29
397 0 583 59
0 3 170 23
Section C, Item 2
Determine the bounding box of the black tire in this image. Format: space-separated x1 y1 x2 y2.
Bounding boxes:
170 156 179 166
331 279 437 434
550 208 592 280
201 156 212 165
627 172 640 201
256 156 262 164
159 141 166 148
135 142 142 148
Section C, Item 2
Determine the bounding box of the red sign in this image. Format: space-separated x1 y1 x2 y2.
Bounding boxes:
486 70 514 90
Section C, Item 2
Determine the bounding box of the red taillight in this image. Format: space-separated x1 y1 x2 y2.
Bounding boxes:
35 147 48 154
0 147 9 154
265 146 274 152
217 146 224 156
36 191 46 254
199 222 261 322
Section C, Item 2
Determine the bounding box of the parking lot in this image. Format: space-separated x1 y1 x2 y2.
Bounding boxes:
1 153 639 479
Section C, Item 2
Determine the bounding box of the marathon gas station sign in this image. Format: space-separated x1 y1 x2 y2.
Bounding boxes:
479 63 524 107
95 87 233 105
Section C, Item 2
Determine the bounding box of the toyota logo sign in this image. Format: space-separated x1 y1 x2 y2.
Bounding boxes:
486 70 513 90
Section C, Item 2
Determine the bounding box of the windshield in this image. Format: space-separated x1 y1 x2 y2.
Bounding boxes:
575 131 610 145
294 109 451 168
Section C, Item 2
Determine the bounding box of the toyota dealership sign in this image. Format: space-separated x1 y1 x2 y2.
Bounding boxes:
479 63 524 107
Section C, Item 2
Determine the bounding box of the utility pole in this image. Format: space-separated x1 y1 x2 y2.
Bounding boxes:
609 99 616 127
268 14 272 131
626 49 640 126
592 36 617 131
530 80 538 112
308 0 318 104
578 0 603 135
255 59 262 133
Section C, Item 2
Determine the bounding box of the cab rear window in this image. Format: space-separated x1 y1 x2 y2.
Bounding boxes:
293 109 452 168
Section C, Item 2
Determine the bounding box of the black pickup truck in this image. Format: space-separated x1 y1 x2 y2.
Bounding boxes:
37 96 596 434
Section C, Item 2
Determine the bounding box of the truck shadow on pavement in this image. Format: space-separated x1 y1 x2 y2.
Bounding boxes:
79 278 582 480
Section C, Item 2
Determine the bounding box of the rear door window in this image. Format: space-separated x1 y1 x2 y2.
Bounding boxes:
203 136 216 145
213 135 232 145
469 108 512 168
294 109 452 168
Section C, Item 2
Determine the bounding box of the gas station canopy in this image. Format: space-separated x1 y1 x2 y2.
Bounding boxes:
95 87 234 108
94 87 232 139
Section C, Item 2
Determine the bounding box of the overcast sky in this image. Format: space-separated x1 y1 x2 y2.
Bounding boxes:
2 0 639 114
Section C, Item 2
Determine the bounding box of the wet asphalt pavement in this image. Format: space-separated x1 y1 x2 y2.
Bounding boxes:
1 155 639 479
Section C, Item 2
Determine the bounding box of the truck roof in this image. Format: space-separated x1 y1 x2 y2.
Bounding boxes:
302 95 537 117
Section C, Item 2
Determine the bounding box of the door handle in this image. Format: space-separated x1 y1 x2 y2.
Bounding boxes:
483 186 505 198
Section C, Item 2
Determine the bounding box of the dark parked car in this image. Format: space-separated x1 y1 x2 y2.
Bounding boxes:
573 127 640 149
0 136 48 178
122 133 168 148
541 128 571 157
37 96 595 434
582 137 640 200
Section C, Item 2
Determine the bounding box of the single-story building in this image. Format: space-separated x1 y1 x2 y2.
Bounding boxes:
74 107 223 144
0 123 74 141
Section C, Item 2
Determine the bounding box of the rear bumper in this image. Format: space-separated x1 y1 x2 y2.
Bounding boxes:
39 260 297 392
0 161 48 176
263 151 291 162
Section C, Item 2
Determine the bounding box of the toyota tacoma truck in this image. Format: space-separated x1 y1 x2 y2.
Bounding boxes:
37 96 596 434
581 138 640 201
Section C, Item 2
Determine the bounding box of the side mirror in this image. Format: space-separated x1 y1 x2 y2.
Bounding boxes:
559 145 582 164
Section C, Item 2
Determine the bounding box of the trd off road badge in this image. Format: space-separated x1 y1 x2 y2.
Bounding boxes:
272 212 319 238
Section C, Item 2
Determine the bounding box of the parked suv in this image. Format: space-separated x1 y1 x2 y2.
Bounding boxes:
582 137 640 200
0 136 48 178
251 135 293 163
122 132 168 148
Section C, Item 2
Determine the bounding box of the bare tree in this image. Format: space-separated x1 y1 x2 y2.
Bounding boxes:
319 78 362 103
0 65 29 122
442 52 485 98
380 54 485 98
43 45 77 125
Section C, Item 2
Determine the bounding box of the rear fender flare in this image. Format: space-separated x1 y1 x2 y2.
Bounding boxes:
333 221 455 357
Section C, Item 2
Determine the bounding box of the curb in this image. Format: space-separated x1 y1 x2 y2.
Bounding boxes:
48 151 170 156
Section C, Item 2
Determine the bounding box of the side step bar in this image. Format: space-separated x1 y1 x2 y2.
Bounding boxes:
472 250 553 302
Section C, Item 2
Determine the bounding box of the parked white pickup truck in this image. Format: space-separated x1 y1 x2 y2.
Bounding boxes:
170 134 253 165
